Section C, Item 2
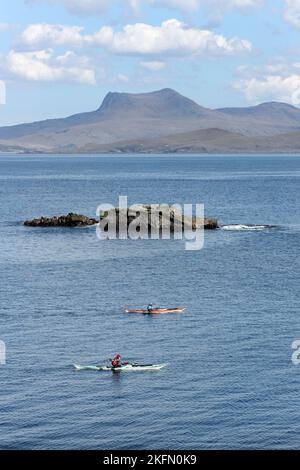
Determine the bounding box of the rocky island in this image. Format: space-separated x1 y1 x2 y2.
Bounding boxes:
24 206 219 231
100 205 218 232
24 213 98 227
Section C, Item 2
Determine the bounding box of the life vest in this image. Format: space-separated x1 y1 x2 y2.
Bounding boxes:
112 356 121 368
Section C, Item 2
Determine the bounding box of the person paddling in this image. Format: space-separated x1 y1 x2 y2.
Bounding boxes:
147 303 154 313
111 354 122 369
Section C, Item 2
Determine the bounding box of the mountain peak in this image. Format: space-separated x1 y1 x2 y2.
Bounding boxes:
100 87 178 103
97 88 210 118
98 88 178 106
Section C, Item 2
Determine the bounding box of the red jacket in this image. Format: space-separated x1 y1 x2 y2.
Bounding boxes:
112 355 121 368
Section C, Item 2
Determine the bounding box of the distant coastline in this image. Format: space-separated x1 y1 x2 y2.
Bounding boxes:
2 88 300 155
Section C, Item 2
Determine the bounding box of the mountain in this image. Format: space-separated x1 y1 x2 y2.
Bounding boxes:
217 102 300 131
1 88 300 153
0 88 229 151
97 88 215 119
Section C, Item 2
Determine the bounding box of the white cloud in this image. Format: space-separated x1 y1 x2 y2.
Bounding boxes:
140 60 166 70
221 0 263 6
148 0 199 9
56 50 76 63
117 73 129 82
27 0 143 16
284 0 300 28
0 80 6 105
129 0 142 14
27 0 113 15
92 19 251 56
234 63 300 105
148 0 263 12
4 49 96 84
27 0 263 17
21 24 85 47
21 23 113 48
21 20 252 57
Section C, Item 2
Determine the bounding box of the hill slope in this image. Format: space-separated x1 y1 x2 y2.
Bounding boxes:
1 88 300 153
73 128 300 154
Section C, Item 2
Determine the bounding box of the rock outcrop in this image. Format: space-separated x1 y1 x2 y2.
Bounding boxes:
24 213 98 227
100 205 218 232
24 206 218 231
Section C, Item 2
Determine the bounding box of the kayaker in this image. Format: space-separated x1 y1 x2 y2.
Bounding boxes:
111 354 122 368
147 303 153 313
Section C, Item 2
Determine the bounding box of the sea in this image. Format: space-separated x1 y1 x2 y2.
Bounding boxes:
0 154 299 450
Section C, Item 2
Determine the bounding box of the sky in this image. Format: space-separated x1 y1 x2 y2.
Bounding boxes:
1 0 300 125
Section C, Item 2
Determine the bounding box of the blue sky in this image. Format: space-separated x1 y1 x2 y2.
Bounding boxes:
1 0 300 125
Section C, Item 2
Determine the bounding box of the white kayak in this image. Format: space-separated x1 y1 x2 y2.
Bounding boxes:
125 307 186 315
74 363 167 372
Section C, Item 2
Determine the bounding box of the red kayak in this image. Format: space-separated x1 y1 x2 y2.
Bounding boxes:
125 307 186 314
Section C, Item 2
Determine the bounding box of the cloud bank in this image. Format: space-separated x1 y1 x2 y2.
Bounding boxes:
28 0 264 16
284 0 300 28
21 20 252 56
27 0 113 15
3 49 96 84
234 63 300 105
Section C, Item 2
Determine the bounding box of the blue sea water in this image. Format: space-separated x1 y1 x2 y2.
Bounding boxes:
0 154 299 450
